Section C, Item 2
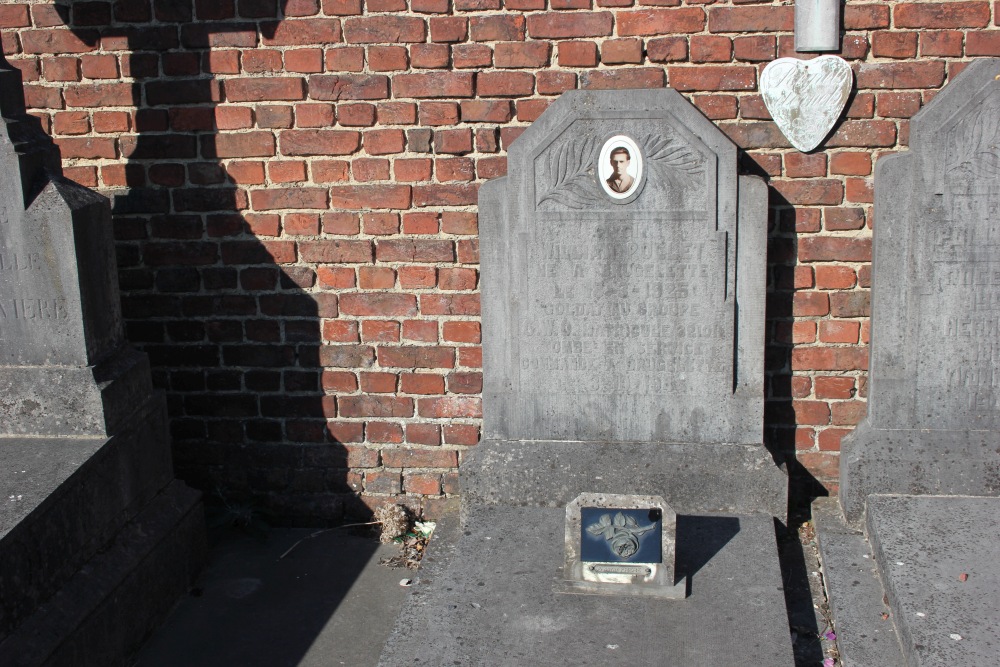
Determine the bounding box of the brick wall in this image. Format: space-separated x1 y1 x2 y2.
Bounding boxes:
2 0 997 522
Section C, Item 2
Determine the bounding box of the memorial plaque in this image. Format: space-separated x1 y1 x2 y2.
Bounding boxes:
841 59 1000 523
480 88 767 446
558 493 685 599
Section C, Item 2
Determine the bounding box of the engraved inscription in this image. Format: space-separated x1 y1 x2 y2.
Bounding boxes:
520 219 731 396
0 251 42 271
0 298 69 321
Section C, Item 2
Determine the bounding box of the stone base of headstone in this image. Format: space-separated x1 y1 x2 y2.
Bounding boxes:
379 503 794 666
839 424 1000 525
815 495 1000 667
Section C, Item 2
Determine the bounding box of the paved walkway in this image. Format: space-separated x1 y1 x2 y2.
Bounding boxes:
134 523 410 667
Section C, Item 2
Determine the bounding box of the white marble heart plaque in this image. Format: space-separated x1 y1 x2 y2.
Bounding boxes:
760 55 853 152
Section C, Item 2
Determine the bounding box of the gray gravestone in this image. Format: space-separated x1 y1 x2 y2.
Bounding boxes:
840 59 1000 524
381 89 793 666
0 54 204 665
472 87 785 518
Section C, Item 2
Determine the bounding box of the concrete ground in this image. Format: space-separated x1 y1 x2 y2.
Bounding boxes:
133 519 410 667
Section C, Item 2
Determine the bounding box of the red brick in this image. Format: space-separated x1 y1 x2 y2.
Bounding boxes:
844 4 890 29
433 128 473 154
733 35 774 62
336 102 377 126
400 373 446 394
872 32 918 58
65 82 133 107
444 423 479 445
495 41 551 68
310 74 389 100
358 372 399 393
406 423 441 446
793 400 831 426
920 31 963 57
581 68 664 90
362 320 401 343
459 100 513 123
448 372 482 394
420 294 480 316
791 347 868 372
394 72 475 98
343 16 427 43
793 292 830 317
690 35 732 63
325 46 365 72
469 15 525 42
377 239 454 263
708 6 793 32
668 66 755 91
404 474 442 495
477 71 535 97
856 62 946 89
785 153 827 178
798 237 871 263
619 8 704 35
368 45 408 72
368 422 404 444
436 157 475 182
53 111 90 135
324 321 360 343
364 129 406 154
402 320 439 341
442 321 481 343
323 0 363 15
381 448 457 468
225 78 305 102
380 346 455 369
340 396 413 418
967 31 1000 55
331 184 411 209
559 41 599 67
829 153 871 176
418 396 482 418
453 44 493 68
430 17 468 42
895 2 990 28
412 184 478 206
410 43 450 69
438 267 477 290
278 130 360 156
814 377 855 400
21 29 98 54
526 12 613 38
56 137 116 159
0 5 30 28
300 239 373 263
418 101 459 126
819 321 861 344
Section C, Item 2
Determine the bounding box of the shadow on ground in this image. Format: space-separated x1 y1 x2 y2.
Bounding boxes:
134 510 410 667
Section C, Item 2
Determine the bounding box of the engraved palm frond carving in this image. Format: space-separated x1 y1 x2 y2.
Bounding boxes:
537 136 601 209
947 104 1000 183
641 132 703 174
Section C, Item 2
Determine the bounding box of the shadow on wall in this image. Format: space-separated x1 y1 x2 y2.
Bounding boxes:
50 0 365 526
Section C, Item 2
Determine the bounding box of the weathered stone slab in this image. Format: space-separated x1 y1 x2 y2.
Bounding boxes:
867 495 1000 667
812 498 905 667
841 59 1000 523
480 88 767 447
379 506 794 667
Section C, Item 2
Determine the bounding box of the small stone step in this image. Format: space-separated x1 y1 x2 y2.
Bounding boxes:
866 494 1000 667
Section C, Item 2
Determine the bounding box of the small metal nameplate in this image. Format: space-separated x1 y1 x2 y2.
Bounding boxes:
557 493 686 599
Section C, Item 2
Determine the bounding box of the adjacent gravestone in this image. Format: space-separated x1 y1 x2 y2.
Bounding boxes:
380 89 792 666
0 54 204 666
816 61 1000 667
840 58 1000 524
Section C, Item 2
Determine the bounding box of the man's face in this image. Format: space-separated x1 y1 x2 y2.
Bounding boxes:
611 153 630 178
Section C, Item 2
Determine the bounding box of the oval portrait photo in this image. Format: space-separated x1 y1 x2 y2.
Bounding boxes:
598 135 644 201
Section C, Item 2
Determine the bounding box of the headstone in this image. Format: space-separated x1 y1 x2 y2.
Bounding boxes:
0 54 204 665
840 58 1000 524
380 89 793 666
